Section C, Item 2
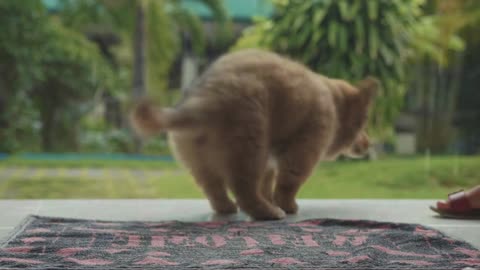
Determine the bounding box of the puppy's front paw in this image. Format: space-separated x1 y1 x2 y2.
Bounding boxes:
250 206 286 220
275 199 299 214
213 201 238 215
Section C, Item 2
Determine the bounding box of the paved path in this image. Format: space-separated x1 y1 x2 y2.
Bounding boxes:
0 167 184 180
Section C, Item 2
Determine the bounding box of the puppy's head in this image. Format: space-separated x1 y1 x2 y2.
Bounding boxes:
328 76 378 159
342 131 371 158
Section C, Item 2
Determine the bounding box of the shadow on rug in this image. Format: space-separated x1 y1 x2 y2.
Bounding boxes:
1 215 479 269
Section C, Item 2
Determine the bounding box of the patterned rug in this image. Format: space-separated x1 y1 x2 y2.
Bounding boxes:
1 215 479 269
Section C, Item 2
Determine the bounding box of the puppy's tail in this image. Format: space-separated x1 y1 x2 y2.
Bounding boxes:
129 99 199 137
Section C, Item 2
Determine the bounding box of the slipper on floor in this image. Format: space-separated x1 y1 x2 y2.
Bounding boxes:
430 189 480 219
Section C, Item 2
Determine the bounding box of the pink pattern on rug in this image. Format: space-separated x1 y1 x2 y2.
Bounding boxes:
443 236 456 244
88 236 96 248
352 236 367 246
333 235 366 246
453 258 480 266
344 255 370 263
1 246 33 254
65 257 113 266
454 247 480 257
26 228 51 234
301 235 319 247
289 220 323 227
301 228 323 232
367 228 386 234
239 222 264 227
342 229 359 234
326 250 351 256
151 235 165 247
127 235 140 247
170 236 189 245
228 228 246 233
113 235 140 248
147 251 171 257
105 248 129 254
242 236 259 248
134 257 179 265
371 245 441 258
414 226 438 237
72 227 132 234
269 257 305 265
57 247 88 257
0 257 44 264
269 234 285 245
150 228 169 232
195 235 226 247
342 229 386 235
195 221 226 228
391 260 434 266
333 235 347 246
144 221 174 227
21 237 45 244
202 259 237 265
240 249 264 255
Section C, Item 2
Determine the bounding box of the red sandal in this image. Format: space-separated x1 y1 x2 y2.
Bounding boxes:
430 189 480 219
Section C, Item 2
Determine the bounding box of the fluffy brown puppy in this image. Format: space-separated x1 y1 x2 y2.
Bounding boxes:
131 49 378 220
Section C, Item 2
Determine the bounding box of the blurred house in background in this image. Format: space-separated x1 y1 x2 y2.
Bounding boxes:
174 0 274 90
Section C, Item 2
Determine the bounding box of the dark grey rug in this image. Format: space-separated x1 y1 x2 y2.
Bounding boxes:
0 215 479 269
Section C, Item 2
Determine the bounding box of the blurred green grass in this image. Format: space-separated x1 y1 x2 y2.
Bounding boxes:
0 158 179 170
0 156 478 199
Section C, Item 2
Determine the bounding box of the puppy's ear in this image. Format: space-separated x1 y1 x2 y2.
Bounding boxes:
356 76 379 104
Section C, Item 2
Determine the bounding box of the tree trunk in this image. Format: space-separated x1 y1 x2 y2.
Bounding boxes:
40 104 55 152
132 1 146 152
0 94 7 130
133 2 146 100
0 93 9 152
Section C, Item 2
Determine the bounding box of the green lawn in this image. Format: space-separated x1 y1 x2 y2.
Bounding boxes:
0 158 179 170
0 156 478 199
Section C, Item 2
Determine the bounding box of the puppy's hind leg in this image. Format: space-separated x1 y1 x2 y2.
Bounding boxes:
191 166 237 215
171 133 237 215
222 136 285 220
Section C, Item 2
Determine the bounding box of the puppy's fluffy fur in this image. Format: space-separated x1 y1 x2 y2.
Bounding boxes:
131 49 378 220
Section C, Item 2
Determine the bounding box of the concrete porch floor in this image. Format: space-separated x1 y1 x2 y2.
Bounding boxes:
0 199 479 248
